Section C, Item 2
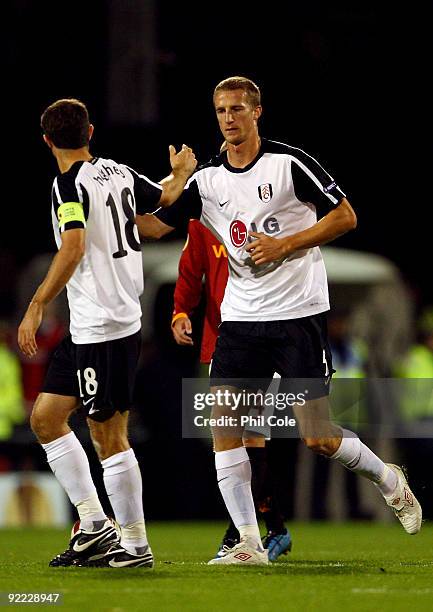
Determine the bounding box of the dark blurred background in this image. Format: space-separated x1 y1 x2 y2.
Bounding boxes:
1 1 432 527
3 0 431 295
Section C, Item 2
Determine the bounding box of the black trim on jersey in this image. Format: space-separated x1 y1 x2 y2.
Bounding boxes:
90 157 99 165
196 139 271 175
262 139 345 210
153 138 345 229
197 154 224 171
291 163 339 216
53 161 86 232
222 147 265 173
80 183 90 220
51 183 58 212
56 161 84 202
52 185 85 233
290 155 344 209
155 180 202 232
59 221 85 231
125 166 163 215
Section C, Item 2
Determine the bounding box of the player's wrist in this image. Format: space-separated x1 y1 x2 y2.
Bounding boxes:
171 167 192 182
281 237 295 257
172 312 188 326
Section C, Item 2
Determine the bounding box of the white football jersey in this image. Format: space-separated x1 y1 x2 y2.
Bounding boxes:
156 139 346 322
51 157 162 344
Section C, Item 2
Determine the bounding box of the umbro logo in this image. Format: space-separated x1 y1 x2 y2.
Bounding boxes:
392 497 401 506
234 552 252 561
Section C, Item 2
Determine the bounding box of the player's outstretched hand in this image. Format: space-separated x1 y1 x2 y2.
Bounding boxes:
172 316 194 346
246 232 292 265
18 302 43 357
169 144 197 178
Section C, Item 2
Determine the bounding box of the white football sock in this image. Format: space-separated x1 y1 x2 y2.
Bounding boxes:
41 431 106 531
101 448 148 554
378 465 401 497
215 447 262 549
331 429 398 495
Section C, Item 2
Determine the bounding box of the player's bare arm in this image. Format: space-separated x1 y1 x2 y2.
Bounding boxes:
135 213 174 240
246 198 356 265
172 315 194 346
18 228 85 357
158 144 197 207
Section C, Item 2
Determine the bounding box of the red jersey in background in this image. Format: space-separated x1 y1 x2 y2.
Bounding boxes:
172 220 228 364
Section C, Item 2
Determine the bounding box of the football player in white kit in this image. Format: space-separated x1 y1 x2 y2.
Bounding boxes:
18 98 197 568
138 76 422 565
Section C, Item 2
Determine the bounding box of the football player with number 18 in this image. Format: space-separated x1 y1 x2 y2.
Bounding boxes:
18 98 196 568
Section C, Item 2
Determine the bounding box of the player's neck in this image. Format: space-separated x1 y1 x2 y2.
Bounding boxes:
55 148 93 174
226 134 261 169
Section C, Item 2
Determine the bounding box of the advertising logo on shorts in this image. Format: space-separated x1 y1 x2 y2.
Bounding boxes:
230 220 248 247
258 183 273 203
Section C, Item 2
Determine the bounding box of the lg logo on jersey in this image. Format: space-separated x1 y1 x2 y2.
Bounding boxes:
230 217 280 247
250 218 280 235
230 220 248 247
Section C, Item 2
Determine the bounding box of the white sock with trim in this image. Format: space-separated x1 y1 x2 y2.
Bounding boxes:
215 446 263 549
42 431 106 531
331 429 398 495
101 448 148 554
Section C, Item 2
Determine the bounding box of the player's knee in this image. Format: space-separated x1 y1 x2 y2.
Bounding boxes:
303 437 336 456
30 409 58 442
30 410 44 437
89 428 129 460
213 437 244 453
243 435 266 448
88 410 130 459
96 439 130 461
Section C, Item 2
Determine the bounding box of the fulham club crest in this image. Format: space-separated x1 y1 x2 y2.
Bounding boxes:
258 183 273 203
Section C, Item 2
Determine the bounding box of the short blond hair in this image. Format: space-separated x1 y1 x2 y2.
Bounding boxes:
214 76 261 108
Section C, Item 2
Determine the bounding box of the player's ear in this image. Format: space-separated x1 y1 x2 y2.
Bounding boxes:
253 106 263 121
88 124 94 141
43 134 53 149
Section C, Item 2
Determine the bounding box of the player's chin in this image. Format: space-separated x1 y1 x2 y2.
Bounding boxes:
225 133 243 146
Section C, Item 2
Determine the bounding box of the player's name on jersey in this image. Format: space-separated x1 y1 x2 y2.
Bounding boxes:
93 164 126 185
193 415 296 428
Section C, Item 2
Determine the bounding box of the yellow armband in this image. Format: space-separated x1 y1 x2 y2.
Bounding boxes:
57 202 86 227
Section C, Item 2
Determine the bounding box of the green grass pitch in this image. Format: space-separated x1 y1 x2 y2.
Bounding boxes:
0 522 432 611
